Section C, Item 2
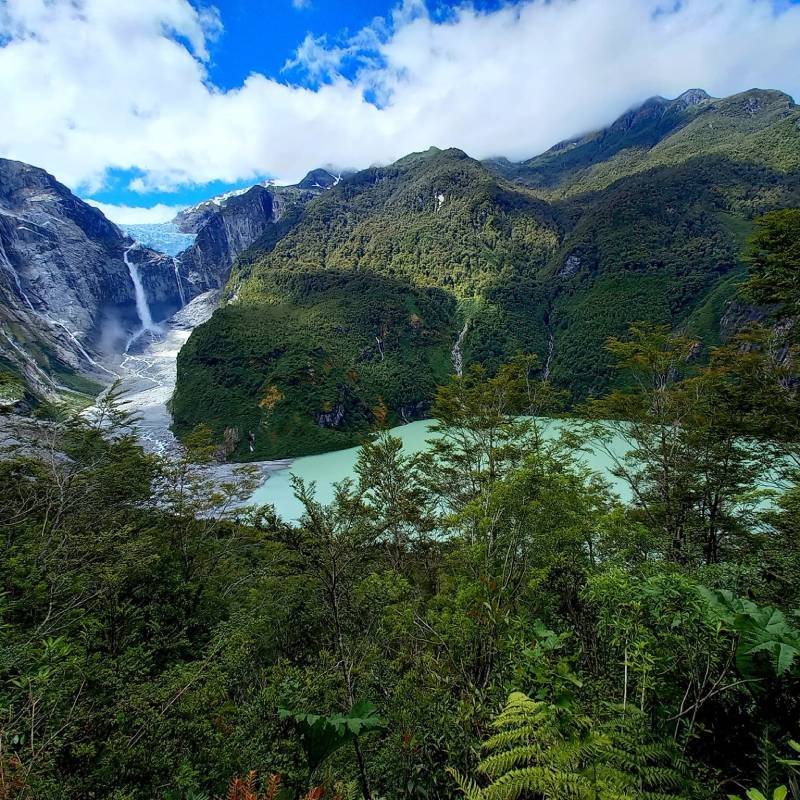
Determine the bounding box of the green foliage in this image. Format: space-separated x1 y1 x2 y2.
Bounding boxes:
744 209 800 322
699 588 800 677
5 208 800 799
279 701 384 774
172 269 457 459
450 692 693 800
584 323 774 565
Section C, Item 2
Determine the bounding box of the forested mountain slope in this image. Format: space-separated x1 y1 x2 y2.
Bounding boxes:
173 88 800 460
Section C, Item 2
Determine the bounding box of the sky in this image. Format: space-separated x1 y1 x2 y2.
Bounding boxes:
1 0 799 223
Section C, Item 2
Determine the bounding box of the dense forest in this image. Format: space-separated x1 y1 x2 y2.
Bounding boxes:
1 210 799 799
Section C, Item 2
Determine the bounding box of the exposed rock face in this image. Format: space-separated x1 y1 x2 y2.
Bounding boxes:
0 158 188 398
173 187 255 234
174 171 342 296
671 88 712 109
559 254 581 278
398 400 428 424
177 186 279 294
316 403 346 428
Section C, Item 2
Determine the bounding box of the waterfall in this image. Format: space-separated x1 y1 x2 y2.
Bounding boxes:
451 320 469 377
124 246 155 331
173 257 186 307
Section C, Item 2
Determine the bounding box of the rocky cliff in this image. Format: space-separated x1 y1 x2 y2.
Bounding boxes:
0 158 190 405
174 171 339 296
176 186 279 294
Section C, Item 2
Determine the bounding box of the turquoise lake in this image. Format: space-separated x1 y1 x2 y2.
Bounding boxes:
247 418 633 523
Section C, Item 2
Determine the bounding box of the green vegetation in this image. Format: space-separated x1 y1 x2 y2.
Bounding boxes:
172 270 457 458
174 90 800 460
500 90 800 197
2 221 800 799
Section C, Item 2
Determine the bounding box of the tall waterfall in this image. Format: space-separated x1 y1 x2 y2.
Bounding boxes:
124 246 155 331
173 257 187 307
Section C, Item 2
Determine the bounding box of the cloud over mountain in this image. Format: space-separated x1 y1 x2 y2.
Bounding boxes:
1 0 799 197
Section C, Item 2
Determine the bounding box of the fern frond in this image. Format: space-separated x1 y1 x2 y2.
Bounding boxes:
479 744 548 778
448 766 485 800
480 766 555 800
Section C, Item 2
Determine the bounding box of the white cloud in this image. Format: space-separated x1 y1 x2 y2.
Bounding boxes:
86 200 186 224
1 0 799 195
291 0 312 9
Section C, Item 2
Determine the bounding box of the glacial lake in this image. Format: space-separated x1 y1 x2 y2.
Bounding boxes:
247 418 634 523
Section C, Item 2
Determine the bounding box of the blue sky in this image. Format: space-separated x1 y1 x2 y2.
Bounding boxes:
206 0 517 87
207 0 394 87
87 0 400 212
1 0 799 223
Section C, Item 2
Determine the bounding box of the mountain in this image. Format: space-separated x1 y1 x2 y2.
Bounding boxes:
174 170 343 295
0 158 342 411
172 88 800 461
488 88 798 195
296 167 341 190
0 158 197 408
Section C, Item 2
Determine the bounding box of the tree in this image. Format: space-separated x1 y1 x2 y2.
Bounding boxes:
744 210 800 324
420 355 565 519
354 432 434 572
291 479 381 800
584 324 771 564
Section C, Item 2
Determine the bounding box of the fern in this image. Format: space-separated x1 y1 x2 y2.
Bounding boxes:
451 692 695 800
225 772 283 800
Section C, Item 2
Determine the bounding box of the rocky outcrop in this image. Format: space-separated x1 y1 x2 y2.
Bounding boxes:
177 186 279 294
559 254 581 278
173 187 255 234
174 170 342 296
0 158 190 400
316 403 346 428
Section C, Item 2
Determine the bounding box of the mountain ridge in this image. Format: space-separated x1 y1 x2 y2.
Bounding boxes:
172 86 800 460
487 87 799 195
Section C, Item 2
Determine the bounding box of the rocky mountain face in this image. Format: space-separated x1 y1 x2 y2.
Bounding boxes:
176 186 280 294
173 88 800 460
173 171 340 297
0 159 194 407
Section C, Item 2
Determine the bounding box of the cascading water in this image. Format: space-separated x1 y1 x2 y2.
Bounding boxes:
451 320 469 377
173 257 187 307
124 245 155 332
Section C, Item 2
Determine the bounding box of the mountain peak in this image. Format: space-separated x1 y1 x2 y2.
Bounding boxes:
296 168 340 190
673 88 712 108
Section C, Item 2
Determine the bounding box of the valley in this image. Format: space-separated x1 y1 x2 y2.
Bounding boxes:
5 2 800 797
4 88 797 466
2 43 800 800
